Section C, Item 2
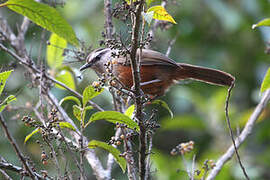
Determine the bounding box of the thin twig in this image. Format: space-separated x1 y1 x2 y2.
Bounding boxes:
0 114 38 180
106 128 121 178
0 169 12 180
207 89 270 180
166 35 178 57
57 126 85 178
0 156 52 180
181 154 191 179
224 83 250 180
44 138 61 177
46 92 110 180
121 128 137 180
191 155 196 180
145 133 153 180
0 43 104 112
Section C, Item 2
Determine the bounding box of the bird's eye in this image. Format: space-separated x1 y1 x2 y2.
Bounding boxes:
96 55 101 60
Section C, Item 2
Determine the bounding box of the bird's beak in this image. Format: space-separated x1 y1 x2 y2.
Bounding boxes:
79 63 92 71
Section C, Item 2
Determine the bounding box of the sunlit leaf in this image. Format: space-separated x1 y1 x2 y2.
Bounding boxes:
87 111 139 132
252 18 270 29
125 105 135 118
147 5 177 24
59 96 81 107
1 0 78 46
0 70 13 96
55 70 76 90
58 122 76 131
82 85 103 107
151 100 173 118
260 67 270 93
0 95 16 113
88 140 126 172
47 33 67 69
24 128 40 144
73 105 82 121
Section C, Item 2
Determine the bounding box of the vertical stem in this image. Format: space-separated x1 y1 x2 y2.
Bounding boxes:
79 110 86 180
145 133 153 180
129 1 146 179
104 0 114 39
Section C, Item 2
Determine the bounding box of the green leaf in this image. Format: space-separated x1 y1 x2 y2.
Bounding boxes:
24 128 40 144
125 105 135 118
147 5 177 24
142 11 154 25
58 122 76 131
83 105 93 127
47 33 67 69
151 100 173 118
0 95 16 113
73 105 82 121
260 67 270 93
146 0 156 7
252 18 270 29
0 70 13 96
55 70 76 90
88 140 126 172
59 96 81 107
82 85 103 107
2 0 78 46
87 111 139 132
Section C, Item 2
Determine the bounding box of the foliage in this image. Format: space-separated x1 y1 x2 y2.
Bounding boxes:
146 5 177 24
87 111 139 132
260 67 270 93
0 70 16 113
88 140 127 172
1 0 78 46
1 0 270 179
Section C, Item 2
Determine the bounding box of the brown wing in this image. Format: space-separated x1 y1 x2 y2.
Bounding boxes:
116 49 179 67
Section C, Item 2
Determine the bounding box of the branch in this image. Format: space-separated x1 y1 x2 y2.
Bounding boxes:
207 89 270 180
145 134 153 180
0 43 104 112
0 114 38 180
224 83 249 179
104 0 114 39
0 156 51 180
46 92 110 180
129 1 146 179
0 169 12 180
165 36 177 57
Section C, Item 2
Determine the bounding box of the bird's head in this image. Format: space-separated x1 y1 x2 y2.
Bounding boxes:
79 48 111 74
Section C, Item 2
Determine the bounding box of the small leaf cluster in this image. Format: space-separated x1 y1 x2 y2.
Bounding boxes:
0 70 16 113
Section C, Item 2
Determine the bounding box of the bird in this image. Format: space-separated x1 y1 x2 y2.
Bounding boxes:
80 48 235 97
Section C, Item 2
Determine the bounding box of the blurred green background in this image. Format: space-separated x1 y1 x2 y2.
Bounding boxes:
1 0 270 179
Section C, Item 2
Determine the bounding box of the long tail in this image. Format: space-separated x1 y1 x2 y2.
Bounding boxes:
176 63 235 86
